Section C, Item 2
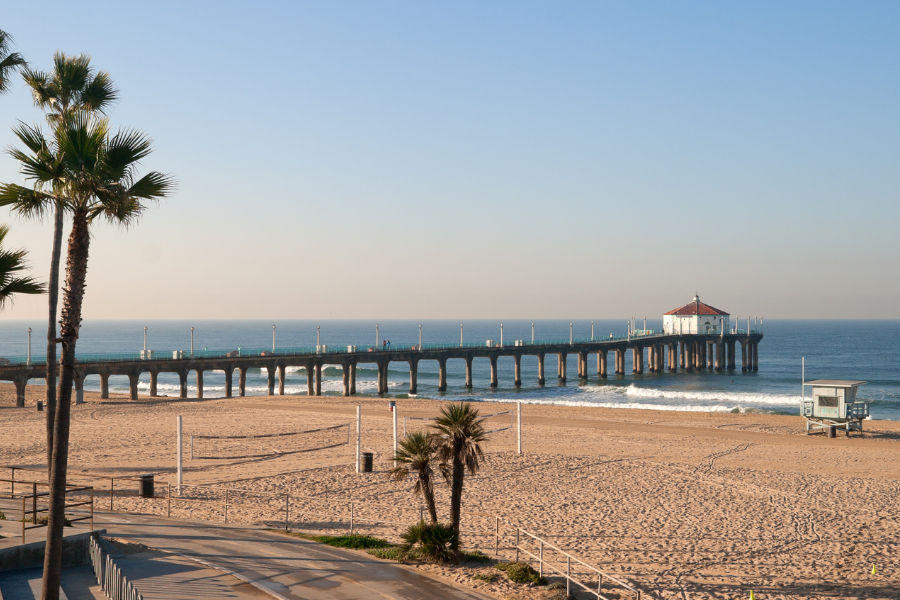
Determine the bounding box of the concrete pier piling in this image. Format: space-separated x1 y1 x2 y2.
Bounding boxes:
306 366 315 396
489 355 498 388
74 374 84 405
266 368 275 396
315 363 322 396
438 359 447 391
514 355 522 387
196 370 204 399
178 371 188 399
239 367 247 396
557 353 567 382
350 362 357 394
100 374 109 399
537 353 545 385
465 357 473 388
278 365 286 395
409 359 418 394
342 364 351 396
224 369 233 398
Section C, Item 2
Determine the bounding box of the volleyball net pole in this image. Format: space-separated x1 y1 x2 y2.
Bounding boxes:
517 401 522 455
356 405 361 474
176 415 183 495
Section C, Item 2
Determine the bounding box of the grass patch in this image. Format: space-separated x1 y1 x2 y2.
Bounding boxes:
21 516 72 527
278 530 391 549
0 510 5 520
367 546 408 561
473 572 498 583
460 549 492 564
495 561 547 586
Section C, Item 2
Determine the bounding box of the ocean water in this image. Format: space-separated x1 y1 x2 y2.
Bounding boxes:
1 319 898 420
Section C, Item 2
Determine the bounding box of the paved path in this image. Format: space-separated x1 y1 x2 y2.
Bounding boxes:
94 511 493 600
0 564 105 600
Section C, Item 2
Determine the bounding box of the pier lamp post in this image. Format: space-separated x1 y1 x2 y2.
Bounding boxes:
272 324 276 352
591 320 595 341
499 323 504 348
459 322 463 347
418 323 422 349
531 321 534 344
316 325 321 349
376 323 380 348
190 327 194 356
26 328 32 366
626 321 630 340
143 326 148 352
569 322 573 345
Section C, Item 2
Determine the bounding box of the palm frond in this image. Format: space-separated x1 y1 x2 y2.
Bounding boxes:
80 71 117 111
0 184 57 219
0 225 45 307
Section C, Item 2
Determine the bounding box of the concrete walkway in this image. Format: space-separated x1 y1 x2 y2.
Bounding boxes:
93 511 493 600
0 564 105 600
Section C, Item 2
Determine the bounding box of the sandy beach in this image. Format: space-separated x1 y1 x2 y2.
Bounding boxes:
1 383 897 599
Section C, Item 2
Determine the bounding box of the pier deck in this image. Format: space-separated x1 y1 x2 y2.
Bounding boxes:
0 331 763 405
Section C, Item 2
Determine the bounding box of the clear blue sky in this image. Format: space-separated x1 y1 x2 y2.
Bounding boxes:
1 1 898 319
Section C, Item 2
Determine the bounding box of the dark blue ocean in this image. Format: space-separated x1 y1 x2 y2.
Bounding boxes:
1 320 898 420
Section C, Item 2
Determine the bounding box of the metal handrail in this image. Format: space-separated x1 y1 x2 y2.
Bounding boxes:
499 517 642 599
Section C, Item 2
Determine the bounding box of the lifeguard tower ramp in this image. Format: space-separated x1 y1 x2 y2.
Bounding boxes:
802 380 869 436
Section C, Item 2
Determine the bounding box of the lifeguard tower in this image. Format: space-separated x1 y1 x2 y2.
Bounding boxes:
801 380 869 436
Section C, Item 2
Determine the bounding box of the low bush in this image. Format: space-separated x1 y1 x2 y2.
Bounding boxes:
473 572 497 583
495 561 547 585
0 510 5 520
401 521 457 563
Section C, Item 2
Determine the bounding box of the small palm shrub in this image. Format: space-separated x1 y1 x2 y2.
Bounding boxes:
401 521 457 563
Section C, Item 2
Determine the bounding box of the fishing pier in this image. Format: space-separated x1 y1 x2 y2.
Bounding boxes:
1 329 762 406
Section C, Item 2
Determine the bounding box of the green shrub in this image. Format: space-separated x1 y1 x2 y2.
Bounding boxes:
0 510 5 520
473 572 497 582
401 521 457 563
495 561 547 585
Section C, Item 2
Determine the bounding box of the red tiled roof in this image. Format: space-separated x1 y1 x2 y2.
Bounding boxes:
664 297 729 316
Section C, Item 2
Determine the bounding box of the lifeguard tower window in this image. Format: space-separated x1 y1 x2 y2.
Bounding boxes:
818 396 838 408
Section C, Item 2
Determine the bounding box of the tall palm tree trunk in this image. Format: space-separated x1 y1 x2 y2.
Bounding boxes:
45 205 63 468
449 453 464 550
420 473 438 524
41 210 89 600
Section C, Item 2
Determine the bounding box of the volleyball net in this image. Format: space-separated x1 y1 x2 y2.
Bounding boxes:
190 423 351 460
402 409 515 437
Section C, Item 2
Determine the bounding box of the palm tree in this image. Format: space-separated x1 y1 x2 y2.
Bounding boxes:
0 29 26 93
392 431 440 524
432 402 487 550
0 224 44 307
35 112 171 600
5 52 116 465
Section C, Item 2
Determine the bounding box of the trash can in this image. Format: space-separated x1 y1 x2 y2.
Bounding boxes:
36 401 43 411
361 452 374 473
828 426 836 438
139 474 155 498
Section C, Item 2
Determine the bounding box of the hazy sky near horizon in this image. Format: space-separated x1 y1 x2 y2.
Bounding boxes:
1 1 898 321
